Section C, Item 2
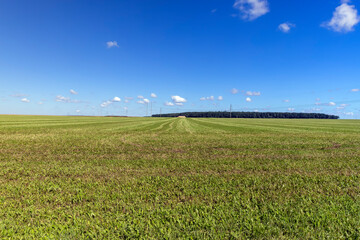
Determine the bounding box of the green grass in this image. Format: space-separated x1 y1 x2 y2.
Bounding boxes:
0 115 360 239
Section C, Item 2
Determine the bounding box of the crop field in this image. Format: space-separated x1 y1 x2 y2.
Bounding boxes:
0 115 360 239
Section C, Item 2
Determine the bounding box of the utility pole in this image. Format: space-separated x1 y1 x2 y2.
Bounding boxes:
150 102 153 116
230 104 232 118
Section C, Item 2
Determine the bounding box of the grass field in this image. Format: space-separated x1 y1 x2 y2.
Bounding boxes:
0 115 360 239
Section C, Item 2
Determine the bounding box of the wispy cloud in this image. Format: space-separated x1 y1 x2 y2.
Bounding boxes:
21 98 30 103
245 91 261 96
211 9 217 13
70 89 78 95
106 41 119 48
11 93 28 98
137 95 144 99
288 108 295 111
101 101 113 108
315 101 337 106
218 96 223 101
233 0 269 21
137 99 150 104
55 95 80 103
322 1 360 33
278 22 295 33
165 101 174 106
200 96 215 101
351 88 360 92
231 88 239 94
283 99 290 103
151 93 157 98
100 97 121 107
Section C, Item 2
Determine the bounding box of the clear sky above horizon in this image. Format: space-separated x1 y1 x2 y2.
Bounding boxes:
1 0 360 118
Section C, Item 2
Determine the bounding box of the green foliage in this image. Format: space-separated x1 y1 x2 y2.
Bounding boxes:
152 111 339 119
0 116 359 239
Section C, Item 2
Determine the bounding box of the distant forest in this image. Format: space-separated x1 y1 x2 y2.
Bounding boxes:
152 112 339 119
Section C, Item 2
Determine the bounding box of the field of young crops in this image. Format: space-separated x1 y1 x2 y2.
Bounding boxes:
0 115 359 239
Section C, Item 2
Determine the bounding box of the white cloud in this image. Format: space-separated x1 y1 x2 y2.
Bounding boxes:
337 104 349 110
218 96 223 101
322 1 360 33
100 97 122 107
101 101 112 108
56 95 81 103
165 101 174 106
138 95 144 99
246 97 252 102
76 110 81 113
344 112 354 116
21 98 30 103
56 95 69 102
351 88 360 92
143 98 150 103
233 0 269 21
11 93 28 98
207 96 215 101
70 89 78 95
278 22 295 33
150 93 157 98
106 41 119 48
288 108 295 111
124 100 129 103
201 96 218 101
316 101 338 106
171 96 187 103
245 91 261 96
137 100 145 104
113 97 121 102
125 97 133 100
231 88 239 94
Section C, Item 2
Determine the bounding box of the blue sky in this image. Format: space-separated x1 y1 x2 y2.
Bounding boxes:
1 0 360 118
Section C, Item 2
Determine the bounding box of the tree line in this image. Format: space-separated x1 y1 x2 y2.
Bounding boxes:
152 111 339 119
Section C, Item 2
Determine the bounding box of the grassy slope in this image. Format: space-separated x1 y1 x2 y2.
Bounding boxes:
0 115 359 239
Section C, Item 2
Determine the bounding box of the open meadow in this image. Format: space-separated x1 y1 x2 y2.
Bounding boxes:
0 115 360 239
